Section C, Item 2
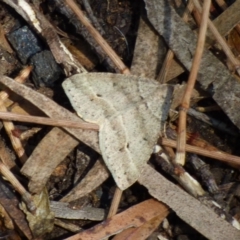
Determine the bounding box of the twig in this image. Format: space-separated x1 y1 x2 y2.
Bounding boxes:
188 154 219 194
215 0 228 9
82 0 105 35
65 0 130 74
107 187 123 218
192 0 240 76
175 0 211 165
162 137 240 167
54 219 81 232
0 161 36 213
20 127 42 141
0 67 32 164
155 146 205 197
195 105 221 112
0 111 99 131
187 108 238 136
157 0 194 83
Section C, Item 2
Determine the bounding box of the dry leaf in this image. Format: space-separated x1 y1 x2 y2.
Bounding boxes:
130 17 184 81
63 73 173 190
19 188 55 238
112 213 168 240
138 165 240 240
130 17 165 79
66 199 169 240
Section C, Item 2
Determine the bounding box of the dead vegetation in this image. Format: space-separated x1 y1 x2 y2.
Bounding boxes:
0 0 240 239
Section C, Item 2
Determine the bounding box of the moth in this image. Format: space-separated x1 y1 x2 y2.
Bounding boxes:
63 73 173 190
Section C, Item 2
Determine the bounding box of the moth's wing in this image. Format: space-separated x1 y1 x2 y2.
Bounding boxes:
100 82 173 190
62 73 115 124
62 73 173 190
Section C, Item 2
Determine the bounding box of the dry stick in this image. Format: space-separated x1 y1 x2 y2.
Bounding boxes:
0 67 32 164
192 0 240 76
54 219 81 233
20 127 42 141
82 0 105 35
0 161 36 213
195 105 221 112
162 137 240 167
0 111 100 131
175 0 211 166
215 0 228 9
157 0 194 83
107 187 123 218
65 0 130 75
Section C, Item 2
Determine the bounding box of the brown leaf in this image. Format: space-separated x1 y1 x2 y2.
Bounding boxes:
66 199 169 240
112 212 168 240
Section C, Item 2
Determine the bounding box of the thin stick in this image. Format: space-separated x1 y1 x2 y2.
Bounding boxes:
0 111 99 131
107 187 122 218
175 0 211 165
65 0 130 75
0 67 32 164
157 0 194 83
162 137 240 167
192 0 240 76
0 161 36 213
82 0 105 35
215 0 228 9
54 219 81 232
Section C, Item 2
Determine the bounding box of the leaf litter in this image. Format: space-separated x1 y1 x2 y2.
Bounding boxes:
0 0 240 239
